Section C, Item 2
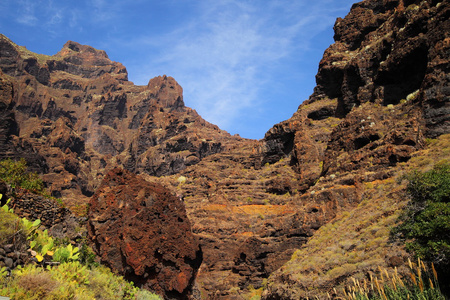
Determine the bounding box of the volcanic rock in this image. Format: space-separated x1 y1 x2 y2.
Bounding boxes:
0 35 236 206
259 0 450 298
312 0 449 134
88 168 202 299
0 0 448 298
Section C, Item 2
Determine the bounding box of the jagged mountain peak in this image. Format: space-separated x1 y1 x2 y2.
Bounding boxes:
59 40 109 59
0 33 241 201
0 0 448 298
146 75 185 109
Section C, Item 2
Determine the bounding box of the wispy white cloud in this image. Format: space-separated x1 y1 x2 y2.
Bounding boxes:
9 0 124 35
129 0 352 131
159 4 280 127
88 0 117 23
15 0 38 26
69 9 81 29
3 0 354 138
11 0 68 30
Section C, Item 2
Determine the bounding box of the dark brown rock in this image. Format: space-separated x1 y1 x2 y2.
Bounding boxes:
312 0 449 131
0 0 448 297
10 188 82 242
4 257 13 268
0 180 8 202
0 33 236 205
88 168 202 299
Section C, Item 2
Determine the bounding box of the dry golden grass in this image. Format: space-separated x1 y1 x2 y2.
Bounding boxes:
17 272 59 299
342 258 442 300
263 134 450 299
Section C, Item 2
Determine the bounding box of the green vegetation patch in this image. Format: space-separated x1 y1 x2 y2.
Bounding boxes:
0 158 44 193
0 261 161 300
0 202 26 247
0 196 162 300
393 161 450 271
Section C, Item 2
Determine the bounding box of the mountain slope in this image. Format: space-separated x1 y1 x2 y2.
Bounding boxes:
0 0 448 298
0 36 241 207
262 133 449 299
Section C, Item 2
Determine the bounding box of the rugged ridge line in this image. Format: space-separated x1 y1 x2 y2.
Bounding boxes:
0 35 240 205
0 0 448 298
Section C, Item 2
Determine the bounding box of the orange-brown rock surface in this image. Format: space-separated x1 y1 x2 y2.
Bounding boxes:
0 0 448 298
88 168 202 299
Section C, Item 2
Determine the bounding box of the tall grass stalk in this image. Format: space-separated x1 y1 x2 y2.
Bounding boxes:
341 258 444 300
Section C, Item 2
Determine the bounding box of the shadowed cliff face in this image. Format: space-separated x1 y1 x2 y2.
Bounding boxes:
0 0 448 298
312 0 449 134
257 0 450 298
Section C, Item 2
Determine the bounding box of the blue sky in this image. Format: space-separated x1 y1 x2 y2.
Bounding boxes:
0 0 356 139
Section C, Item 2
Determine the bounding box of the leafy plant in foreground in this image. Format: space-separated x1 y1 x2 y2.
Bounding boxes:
21 217 41 237
53 244 80 263
0 194 14 213
29 229 55 263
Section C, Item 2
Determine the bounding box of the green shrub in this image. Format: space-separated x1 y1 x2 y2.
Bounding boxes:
0 266 7 278
2 264 60 300
53 244 79 263
0 208 19 244
78 240 99 268
0 158 44 193
393 162 450 294
136 289 163 300
404 162 449 204
0 206 27 250
393 162 450 265
88 264 137 300
0 261 162 299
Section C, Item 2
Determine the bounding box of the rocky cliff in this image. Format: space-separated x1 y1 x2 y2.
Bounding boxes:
0 37 237 206
0 0 448 298
259 0 450 298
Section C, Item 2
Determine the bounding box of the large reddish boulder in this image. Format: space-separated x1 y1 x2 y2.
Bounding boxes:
88 168 202 299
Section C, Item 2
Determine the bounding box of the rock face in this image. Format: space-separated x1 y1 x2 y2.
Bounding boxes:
0 35 235 206
313 0 449 135
10 188 81 240
0 0 449 298
88 168 202 299
256 0 450 298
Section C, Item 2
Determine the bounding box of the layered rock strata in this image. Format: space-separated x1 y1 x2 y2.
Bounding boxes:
0 0 448 298
0 36 237 206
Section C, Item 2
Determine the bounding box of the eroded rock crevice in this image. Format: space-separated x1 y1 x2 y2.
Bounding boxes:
0 0 448 298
